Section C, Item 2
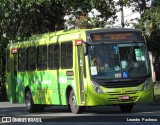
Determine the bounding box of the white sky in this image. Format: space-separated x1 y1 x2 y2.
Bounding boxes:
113 0 151 28
114 6 140 28
88 5 141 28
64 1 152 29
88 1 150 28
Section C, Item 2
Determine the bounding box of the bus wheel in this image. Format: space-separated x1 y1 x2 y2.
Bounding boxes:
119 104 134 112
69 90 85 114
67 104 71 112
25 90 37 113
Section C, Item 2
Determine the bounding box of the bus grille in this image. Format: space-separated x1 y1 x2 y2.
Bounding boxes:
107 90 138 95
100 80 142 88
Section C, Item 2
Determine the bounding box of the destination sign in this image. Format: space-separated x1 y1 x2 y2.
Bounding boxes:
90 32 143 42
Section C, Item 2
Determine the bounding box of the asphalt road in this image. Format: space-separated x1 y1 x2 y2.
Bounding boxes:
0 102 160 124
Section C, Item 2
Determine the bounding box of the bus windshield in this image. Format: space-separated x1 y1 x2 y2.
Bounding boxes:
88 42 150 79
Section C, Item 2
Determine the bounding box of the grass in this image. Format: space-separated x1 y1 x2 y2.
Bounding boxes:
154 83 160 102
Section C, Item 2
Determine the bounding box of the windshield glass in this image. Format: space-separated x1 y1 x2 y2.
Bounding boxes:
88 42 150 79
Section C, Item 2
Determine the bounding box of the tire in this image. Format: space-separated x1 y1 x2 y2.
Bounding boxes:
25 90 37 113
67 104 71 112
119 104 134 112
69 90 85 114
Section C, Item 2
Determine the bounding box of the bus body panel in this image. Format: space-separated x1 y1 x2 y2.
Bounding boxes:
6 50 18 103
17 70 60 105
85 81 153 106
6 73 12 102
5 28 153 113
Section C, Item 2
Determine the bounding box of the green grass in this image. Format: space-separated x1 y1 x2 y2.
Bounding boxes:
154 84 160 102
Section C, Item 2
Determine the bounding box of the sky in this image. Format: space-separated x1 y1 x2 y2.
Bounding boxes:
114 6 140 28
88 0 152 28
64 1 153 29
113 0 152 28
87 5 141 28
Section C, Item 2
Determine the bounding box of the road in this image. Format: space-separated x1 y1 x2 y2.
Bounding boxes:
0 102 160 124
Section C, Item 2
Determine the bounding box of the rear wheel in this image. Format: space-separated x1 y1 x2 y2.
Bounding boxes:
69 90 85 114
119 104 134 112
67 104 71 112
25 90 37 113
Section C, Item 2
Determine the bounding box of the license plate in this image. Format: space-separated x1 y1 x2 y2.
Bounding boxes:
118 96 129 100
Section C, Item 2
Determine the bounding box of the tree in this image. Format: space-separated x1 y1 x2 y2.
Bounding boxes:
63 0 117 29
0 0 64 41
116 0 149 26
136 0 160 55
134 0 160 81
0 0 64 99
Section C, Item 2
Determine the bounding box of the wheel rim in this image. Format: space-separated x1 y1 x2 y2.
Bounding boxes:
26 92 31 110
71 94 77 109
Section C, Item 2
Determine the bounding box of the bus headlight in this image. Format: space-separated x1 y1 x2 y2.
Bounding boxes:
91 81 103 94
142 78 151 91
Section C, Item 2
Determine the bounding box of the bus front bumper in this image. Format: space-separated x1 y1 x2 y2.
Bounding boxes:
85 84 153 106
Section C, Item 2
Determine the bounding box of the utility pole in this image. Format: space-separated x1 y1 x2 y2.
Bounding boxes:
120 0 124 28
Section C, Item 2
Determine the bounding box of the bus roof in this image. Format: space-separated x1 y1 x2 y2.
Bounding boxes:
7 29 90 48
86 28 142 34
29 29 90 40
7 28 142 48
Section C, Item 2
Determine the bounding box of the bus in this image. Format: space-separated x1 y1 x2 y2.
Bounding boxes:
6 28 153 114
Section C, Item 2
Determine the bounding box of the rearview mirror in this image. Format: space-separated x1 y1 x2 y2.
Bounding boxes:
83 43 88 55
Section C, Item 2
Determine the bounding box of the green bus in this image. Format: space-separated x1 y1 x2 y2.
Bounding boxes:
6 28 153 114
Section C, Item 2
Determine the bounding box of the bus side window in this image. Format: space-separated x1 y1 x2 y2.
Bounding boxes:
37 45 47 70
48 44 59 69
61 42 73 69
26 46 37 71
18 48 26 72
6 50 10 72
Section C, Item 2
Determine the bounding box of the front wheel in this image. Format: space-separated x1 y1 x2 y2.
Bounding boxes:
119 104 134 112
69 90 85 114
25 90 37 113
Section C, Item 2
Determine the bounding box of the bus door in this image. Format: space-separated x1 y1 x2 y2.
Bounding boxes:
77 45 85 104
11 48 18 102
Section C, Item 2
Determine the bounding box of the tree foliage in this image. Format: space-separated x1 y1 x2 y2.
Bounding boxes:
62 0 117 29
135 0 160 57
0 0 64 41
0 0 64 92
124 0 149 12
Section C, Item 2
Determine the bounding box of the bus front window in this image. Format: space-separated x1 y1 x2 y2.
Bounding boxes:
88 43 150 79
